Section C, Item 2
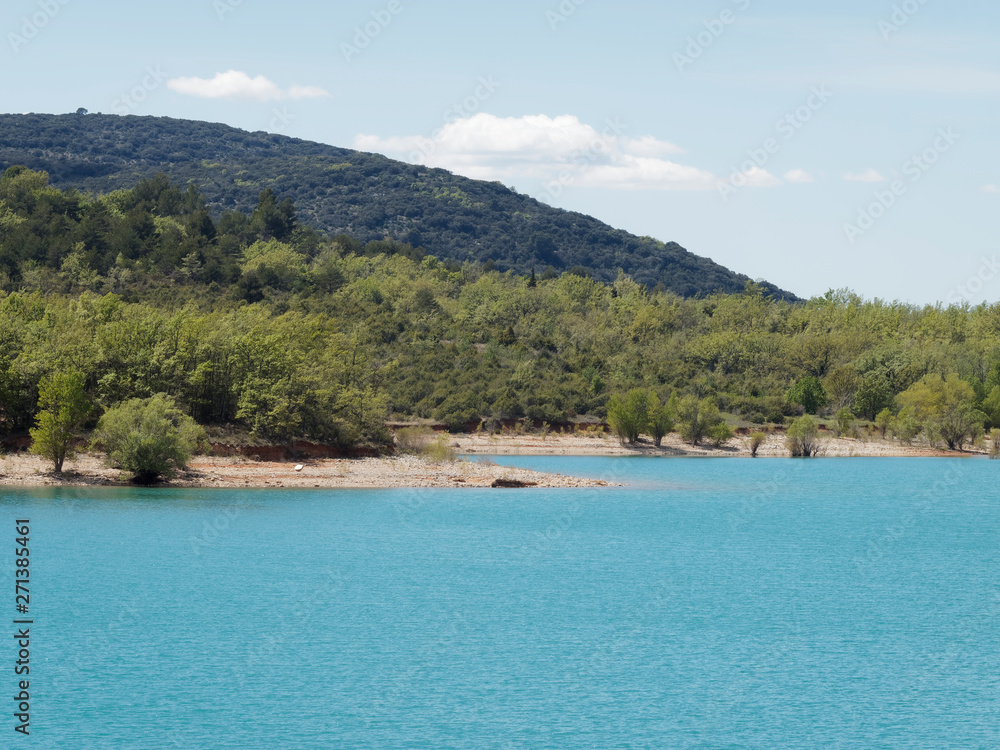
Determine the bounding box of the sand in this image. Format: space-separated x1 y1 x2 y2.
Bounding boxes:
0 452 613 489
0 433 982 490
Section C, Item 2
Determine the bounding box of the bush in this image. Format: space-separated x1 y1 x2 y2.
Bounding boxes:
835 408 856 437
395 426 435 454
749 431 767 458
607 389 650 445
990 428 1000 460
708 421 734 448
786 415 821 458
93 393 205 484
677 396 723 446
647 393 675 447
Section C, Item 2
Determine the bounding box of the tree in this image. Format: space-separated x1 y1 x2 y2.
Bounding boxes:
749 431 767 457
30 370 91 473
875 408 893 438
835 408 856 437
708 421 734 448
607 389 650 445
677 396 723 446
897 373 986 450
787 376 827 414
647 393 674 447
786 415 821 457
825 366 859 411
853 372 894 420
93 393 205 484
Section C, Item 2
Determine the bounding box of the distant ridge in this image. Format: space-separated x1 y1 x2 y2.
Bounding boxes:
0 113 797 299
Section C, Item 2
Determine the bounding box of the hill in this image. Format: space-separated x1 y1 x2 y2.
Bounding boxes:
0 112 796 299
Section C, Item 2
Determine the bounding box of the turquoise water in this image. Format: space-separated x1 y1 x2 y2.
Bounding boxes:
4 457 1000 748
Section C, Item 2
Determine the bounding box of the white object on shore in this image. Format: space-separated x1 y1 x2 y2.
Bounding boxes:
295 464 304 472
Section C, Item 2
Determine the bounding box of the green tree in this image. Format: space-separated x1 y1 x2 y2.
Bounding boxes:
93 393 205 483
607 389 650 445
647 392 674 447
708 421 734 448
786 415 821 457
835 408 856 437
897 373 986 450
677 396 722 446
786 376 828 414
29 370 91 473
875 408 894 438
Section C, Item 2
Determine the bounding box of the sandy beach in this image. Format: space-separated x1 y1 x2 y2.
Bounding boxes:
0 452 614 489
0 432 982 489
453 431 978 458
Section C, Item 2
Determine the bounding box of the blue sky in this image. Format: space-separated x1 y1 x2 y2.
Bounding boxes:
3 0 999 303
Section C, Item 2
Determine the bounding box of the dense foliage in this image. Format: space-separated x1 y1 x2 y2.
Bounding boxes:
0 113 795 299
93 393 204 483
2 168 1000 454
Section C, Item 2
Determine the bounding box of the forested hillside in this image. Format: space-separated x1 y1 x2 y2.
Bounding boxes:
2 167 1000 453
0 112 796 299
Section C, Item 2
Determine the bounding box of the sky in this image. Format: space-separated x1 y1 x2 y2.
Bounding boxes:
3 0 999 304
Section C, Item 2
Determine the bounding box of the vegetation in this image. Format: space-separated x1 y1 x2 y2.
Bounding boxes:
2 168 1000 457
786 416 822 458
92 394 205 483
749 432 767 458
0 113 794 299
607 390 651 445
787 376 827 414
677 397 724 446
29 370 90 472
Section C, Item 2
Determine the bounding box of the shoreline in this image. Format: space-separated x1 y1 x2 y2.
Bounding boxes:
451 431 983 459
0 433 986 490
0 453 614 490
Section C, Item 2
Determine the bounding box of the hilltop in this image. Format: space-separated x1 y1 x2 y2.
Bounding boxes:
0 112 795 299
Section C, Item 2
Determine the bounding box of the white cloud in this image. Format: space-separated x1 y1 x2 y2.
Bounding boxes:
354 113 721 192
844 169 886 183
784 169 814 183
167 70 329 101
982 184 1000 194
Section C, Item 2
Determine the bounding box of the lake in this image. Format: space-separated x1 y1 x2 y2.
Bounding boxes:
4 457 999 748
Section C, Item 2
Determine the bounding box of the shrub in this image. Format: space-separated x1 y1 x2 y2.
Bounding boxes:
990 429 1000 460
677 396 723 446
835 408 856 437
93 393 205 484
749 432 767 458
708 422 734 448
395 426 435 454
786 415 821 458
647 393 675 447
607 389 650 445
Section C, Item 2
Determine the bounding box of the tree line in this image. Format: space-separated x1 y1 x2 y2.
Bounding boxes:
3 167 1000 469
